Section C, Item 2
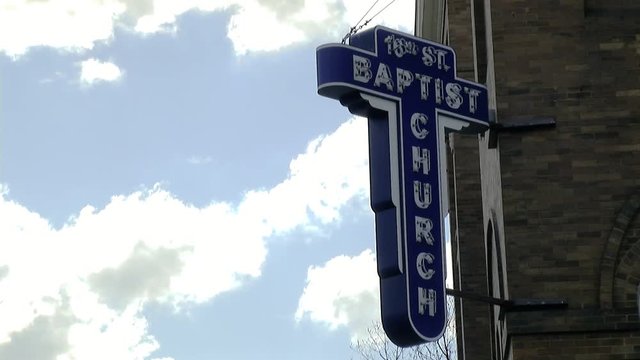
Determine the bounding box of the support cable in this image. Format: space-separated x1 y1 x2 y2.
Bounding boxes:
341 0 397 44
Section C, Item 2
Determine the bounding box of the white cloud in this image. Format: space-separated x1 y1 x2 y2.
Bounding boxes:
0 116 369 359
0 0 125 58
226 2 306 55
0 0 415 57
39 71 65 85
239 117 369 232
186 155 213 165
295 219 456 341
295 249 380 340
79 59 123 85
0 297 75 359
225 0 416 54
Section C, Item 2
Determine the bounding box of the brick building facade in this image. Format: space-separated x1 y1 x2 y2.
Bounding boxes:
435 0 640 358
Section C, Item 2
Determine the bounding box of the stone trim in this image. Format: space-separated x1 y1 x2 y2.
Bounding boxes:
614 238 640 308
599 189 640 309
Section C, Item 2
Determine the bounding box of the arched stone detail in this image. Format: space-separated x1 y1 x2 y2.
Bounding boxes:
613 234 640 309
599 190 640 309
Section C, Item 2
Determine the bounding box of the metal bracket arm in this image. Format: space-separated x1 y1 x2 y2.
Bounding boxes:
446 288 568 312
487 115 556 149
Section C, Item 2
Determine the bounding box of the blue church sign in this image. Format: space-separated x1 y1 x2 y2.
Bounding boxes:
316 26 490 346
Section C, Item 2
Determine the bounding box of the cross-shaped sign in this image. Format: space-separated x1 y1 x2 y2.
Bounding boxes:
316 26 490 346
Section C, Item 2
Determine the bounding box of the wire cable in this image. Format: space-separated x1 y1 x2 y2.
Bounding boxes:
342 0 397 44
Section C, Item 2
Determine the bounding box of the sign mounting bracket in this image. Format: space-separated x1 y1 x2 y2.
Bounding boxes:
487 115 556 148
446 288 568 322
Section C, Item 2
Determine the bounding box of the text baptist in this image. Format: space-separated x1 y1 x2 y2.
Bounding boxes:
352 55 481 114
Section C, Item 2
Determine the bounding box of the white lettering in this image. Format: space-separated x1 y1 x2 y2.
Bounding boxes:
434 78 444 105
413 181 432 209
386 34 418 58
384 35 395 55
412 146 430 175
352 55 372 83
374 63 394 91
415 216 434 245
422 46 450 71
415 73 432 100
396 68 414 94
416 252 436 280
418 288 437 317
410 113 428 139
445 83 464 109
421 46 436 66
435 49 450 71
466 87 481 113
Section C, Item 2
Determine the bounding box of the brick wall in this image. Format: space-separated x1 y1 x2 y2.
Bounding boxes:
449 0 640 358
511 332 640 360
447 0 493 359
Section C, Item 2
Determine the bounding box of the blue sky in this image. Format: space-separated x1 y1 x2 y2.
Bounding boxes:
0 1 417 359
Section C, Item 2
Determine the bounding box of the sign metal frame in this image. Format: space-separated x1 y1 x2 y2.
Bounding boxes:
316 26 490 346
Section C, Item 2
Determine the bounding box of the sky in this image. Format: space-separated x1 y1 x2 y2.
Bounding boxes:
0 1 423 359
